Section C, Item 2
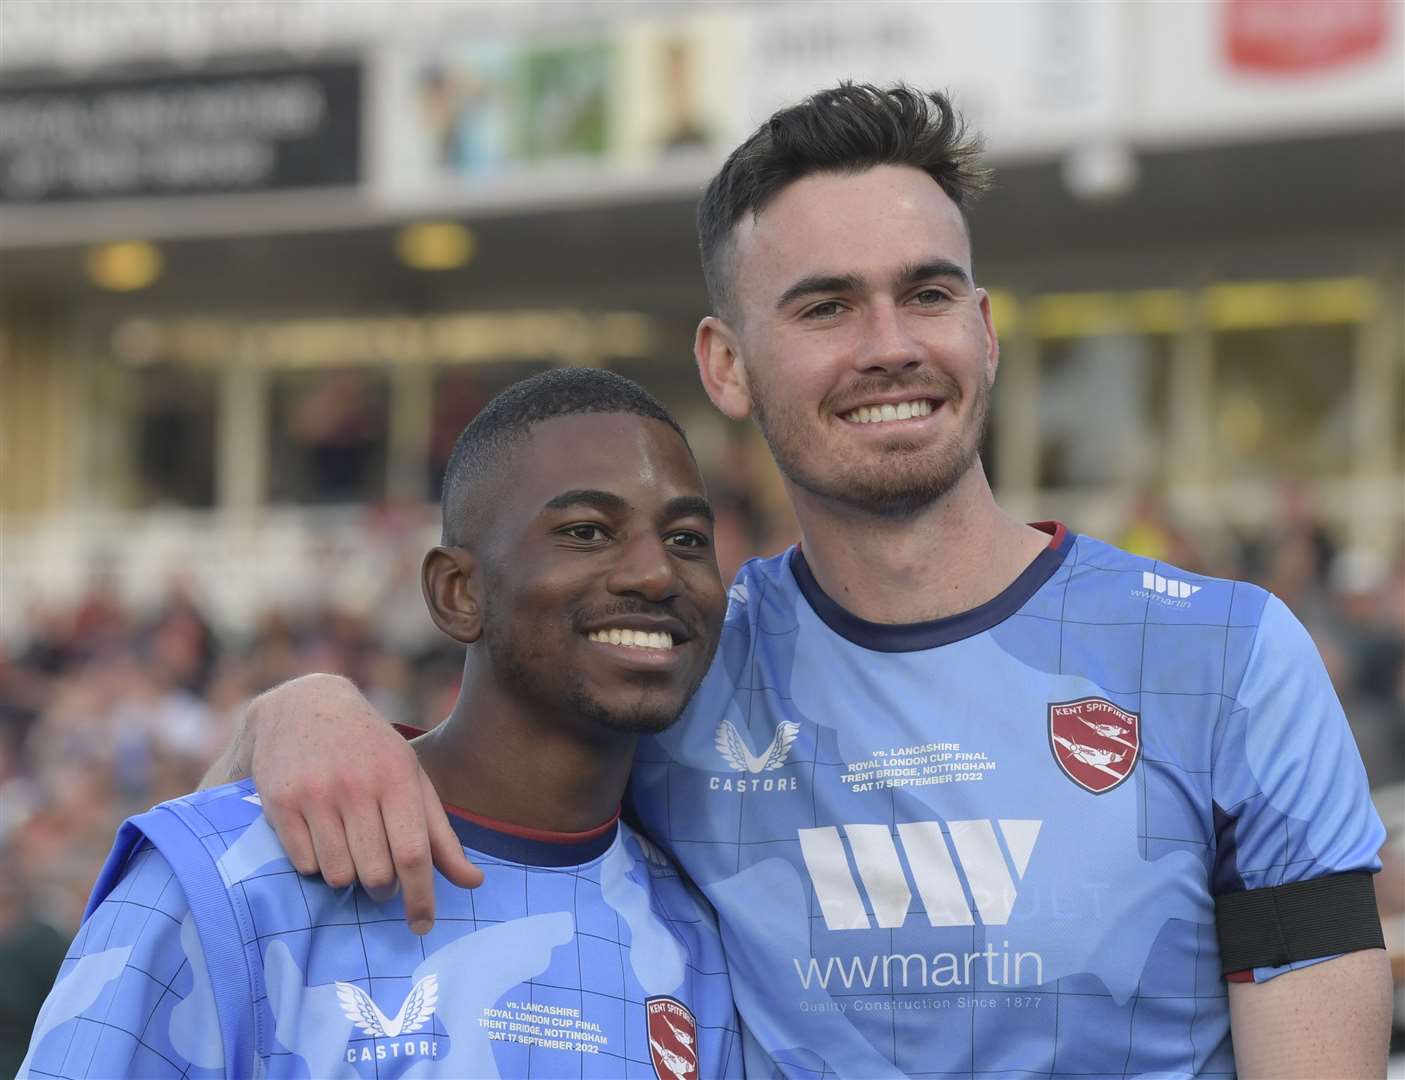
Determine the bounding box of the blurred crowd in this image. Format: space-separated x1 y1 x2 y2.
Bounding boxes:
0 485 1402 1068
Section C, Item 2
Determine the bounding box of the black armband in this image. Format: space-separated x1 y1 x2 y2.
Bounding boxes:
1215 870 1384 975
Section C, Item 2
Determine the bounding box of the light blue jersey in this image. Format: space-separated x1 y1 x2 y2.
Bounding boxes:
632 524 1385 1078
23 781 741 1079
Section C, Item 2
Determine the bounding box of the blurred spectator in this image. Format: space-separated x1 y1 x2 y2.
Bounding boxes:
14 604 72 680
426 371 490 501
0 727 39 844
709 433 793 583
246 608 305 691
1 640 49 751
1238 480 1339 618
1116 490 1203 570
68 567 131 657
146 575 219 696
0 843 67 1079
275 370 389 504
1317 549 1405 788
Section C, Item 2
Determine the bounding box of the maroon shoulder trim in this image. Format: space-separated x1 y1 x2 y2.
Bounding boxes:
1029 520 1068 550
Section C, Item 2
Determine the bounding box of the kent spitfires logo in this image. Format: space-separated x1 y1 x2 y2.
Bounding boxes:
1049 698 1140 794
710 720 799 792
646 996 698 1080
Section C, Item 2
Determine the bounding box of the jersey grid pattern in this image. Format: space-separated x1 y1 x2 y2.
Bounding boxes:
31 782 742 1079
629 532 1385 1079
175 786 740 1077
28 845 201 1079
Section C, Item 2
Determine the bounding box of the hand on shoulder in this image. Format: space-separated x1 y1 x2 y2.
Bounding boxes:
245 672 483 932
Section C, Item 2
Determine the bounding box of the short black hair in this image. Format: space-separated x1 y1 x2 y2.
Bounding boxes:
697 82 990 321
441 367 689 547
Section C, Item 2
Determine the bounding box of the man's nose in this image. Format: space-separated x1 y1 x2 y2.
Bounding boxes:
605 533 681 602
855 301 923 375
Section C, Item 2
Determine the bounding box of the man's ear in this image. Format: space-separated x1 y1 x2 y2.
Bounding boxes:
422 546 484 644
976 287 1000 383
694 315 753 421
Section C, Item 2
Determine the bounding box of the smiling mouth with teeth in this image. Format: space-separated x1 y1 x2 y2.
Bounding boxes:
842 399 936 424
586 628 675 650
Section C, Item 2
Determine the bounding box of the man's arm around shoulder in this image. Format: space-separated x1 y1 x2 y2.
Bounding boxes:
200 672 482 933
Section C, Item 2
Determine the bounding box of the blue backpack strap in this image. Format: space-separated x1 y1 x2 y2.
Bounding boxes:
84 817 154 922
86 801 262 1077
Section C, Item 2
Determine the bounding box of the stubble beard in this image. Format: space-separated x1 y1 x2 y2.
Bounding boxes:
751 372 992 520
483 612 699 736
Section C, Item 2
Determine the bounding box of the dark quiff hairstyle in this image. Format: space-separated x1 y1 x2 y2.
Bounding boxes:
697 83 991 321
440 367 690 547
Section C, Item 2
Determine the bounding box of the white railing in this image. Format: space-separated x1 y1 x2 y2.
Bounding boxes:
3 477 1399 645
1 504 443 643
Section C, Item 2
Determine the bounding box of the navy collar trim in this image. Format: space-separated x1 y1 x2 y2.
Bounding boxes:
790 521 1074 652
444 809 619 868
390 725 621 867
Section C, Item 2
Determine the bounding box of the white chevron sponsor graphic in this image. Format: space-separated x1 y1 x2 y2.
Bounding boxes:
798 820 1041 930
336 974 439 1038
715 719 799 773
1141 571 1201 599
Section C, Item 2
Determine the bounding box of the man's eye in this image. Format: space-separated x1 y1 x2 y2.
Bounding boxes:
562 524 609 542
665 531 710 550
802 300 844 320
910 288 950 306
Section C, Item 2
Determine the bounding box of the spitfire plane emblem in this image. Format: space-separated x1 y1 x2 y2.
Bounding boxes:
715 720 799 773
1048 698 1140 794
336 974 439 1038
647 996 698 1079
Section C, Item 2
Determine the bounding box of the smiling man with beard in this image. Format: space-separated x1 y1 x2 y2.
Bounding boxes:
205 86 1387 1078
21 369 741 1079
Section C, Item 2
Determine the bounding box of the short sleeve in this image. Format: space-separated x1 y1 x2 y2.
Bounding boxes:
1211 593 1386 983
19 843 225 1079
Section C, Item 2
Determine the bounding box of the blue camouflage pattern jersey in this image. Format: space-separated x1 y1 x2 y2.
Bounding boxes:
632 523 1384 1079
22 780 742 1079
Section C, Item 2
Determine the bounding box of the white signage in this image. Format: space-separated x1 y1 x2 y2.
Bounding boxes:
741 1 1131 163
1136 0 1404 144
0 0 668 72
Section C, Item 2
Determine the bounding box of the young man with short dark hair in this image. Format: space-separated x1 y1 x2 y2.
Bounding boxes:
216 86 1391 1077
22 369 742 1079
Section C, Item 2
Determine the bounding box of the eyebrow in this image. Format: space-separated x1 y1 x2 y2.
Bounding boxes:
544 489 630 514
774 258 971 311
542 489 715 524
897 259 971 290
775 273 866 312
663 495 715 524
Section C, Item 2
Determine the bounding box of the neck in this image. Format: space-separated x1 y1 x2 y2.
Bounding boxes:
790 461 1053 624
414 662 632 834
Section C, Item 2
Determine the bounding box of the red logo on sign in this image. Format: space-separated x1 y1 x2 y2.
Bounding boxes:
646 996 697 1080
1049 698 1140 794
1226 0 1388 73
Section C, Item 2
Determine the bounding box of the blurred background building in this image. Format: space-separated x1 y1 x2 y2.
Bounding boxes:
0 0 1402 1066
